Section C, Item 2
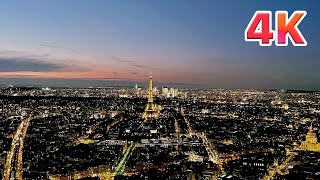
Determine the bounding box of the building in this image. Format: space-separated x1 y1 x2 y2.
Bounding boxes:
299 126 320 152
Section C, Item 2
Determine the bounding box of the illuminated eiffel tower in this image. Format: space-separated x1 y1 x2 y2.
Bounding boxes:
142 74 159 121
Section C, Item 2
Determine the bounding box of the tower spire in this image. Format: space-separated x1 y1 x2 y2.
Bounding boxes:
148 73 153 103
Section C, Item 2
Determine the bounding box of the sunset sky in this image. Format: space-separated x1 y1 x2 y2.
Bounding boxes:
0 1 319 89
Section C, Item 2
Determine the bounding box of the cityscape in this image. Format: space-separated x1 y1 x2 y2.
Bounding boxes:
0 74 320 179
1 1 320 180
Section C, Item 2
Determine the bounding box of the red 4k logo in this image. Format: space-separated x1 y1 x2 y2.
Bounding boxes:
245 11 307 46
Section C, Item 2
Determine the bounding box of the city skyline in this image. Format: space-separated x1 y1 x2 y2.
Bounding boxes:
0 1 320 89
1 84 320 179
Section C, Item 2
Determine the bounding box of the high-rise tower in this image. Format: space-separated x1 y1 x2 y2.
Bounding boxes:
142 74 159 121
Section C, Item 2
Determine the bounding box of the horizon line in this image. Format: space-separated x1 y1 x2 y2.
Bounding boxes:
0 77 319 92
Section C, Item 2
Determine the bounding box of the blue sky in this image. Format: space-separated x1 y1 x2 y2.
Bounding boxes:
0 0 319 89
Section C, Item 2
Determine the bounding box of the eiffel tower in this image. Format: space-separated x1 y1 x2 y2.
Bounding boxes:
142 74 159 121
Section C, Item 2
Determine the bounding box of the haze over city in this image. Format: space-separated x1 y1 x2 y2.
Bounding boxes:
0 0 319 89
